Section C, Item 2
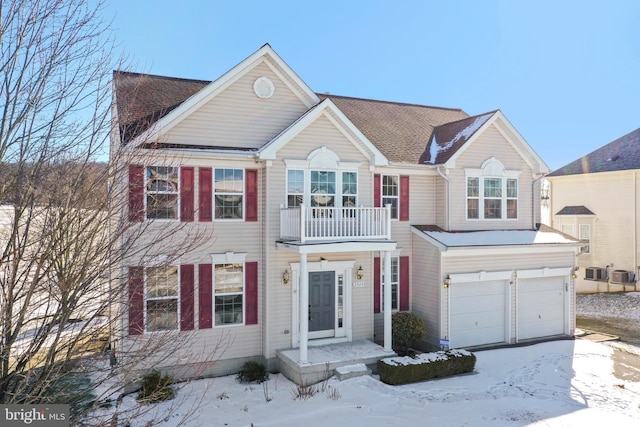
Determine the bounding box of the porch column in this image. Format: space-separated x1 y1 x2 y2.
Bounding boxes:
383 250 392 352
299 253 309 365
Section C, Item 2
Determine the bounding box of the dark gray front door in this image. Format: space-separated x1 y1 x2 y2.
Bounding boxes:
309 271 335 332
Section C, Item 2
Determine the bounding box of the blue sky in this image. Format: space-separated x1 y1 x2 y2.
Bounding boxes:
102 0 639 170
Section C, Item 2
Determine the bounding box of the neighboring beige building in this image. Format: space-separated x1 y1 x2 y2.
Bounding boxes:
547 127 640 293
111 44 582 385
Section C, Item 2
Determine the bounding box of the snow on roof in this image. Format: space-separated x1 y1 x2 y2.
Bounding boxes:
416 227 580 249
427 112 494 164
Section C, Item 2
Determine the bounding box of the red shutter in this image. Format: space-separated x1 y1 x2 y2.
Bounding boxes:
199 264 212 329
373 257 380 313
180 167 194 222
128 165 145 222
180 264 195 330
199 168 212 222
373 174 381 208
245 261 258 325
245 169 258 222
128 266 144 335
400 175 410 221
399 256 410 311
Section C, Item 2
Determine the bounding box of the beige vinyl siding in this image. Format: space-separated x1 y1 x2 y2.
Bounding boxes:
411 234 442 350
163 62 310 148
435 176 447 229
449 125 534 230
549 170 640 292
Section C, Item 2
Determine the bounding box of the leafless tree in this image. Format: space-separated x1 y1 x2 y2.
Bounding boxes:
0 1 224 424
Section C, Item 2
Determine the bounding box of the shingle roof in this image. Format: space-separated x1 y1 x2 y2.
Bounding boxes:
113 71 483 164
113 71 210 143
317 94 469 164
548 127 640 176
555 206 595 216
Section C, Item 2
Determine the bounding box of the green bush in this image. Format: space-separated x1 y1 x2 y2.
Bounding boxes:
236 361 269 384
137 370 175 403
392 312 426 356
378 349 476 385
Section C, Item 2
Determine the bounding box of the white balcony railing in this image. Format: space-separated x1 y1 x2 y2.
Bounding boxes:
280 204 392 243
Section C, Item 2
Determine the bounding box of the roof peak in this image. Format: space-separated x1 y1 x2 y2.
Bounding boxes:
318 93 465 113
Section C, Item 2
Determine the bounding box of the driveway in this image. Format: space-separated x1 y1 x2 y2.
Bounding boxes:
576 292 640 382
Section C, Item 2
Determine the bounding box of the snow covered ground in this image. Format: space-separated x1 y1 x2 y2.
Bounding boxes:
86 293 640 426
577 291 640 320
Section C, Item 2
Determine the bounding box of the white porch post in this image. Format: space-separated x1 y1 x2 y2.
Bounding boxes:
383 250 392 352
299 253 309 365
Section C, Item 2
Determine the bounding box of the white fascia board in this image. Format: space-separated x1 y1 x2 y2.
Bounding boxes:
442 243 583 258
259 99 389 166
129 45 320 148
275 240 397 255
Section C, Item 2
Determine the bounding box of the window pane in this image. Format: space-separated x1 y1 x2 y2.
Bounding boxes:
146 300 178 331
467 199 479 219
507 199 517 219
215 263 243 294
215 168 243 193
288 194 303 207
484 199 502 219
343 195 357 208
484 178 502 197
382 197 398 219
382 175 398 196
507 179 518 198
146 266 178 298
147 194 178 219
215 195 243 219
342 172 357 195
215 295 243 325
287 170 304 194
467 177 479 197
146 167 179 219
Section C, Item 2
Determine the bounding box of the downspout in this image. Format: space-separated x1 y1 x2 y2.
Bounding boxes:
436 167 450 230
635 171 638 291
532 173 545 229
263 160 270 362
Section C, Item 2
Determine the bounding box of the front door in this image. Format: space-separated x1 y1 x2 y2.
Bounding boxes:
309 271 335 337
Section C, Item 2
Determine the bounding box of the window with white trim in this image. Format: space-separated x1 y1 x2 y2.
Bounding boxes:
145 266 179 331
214 262 244 325
466 158 520 220
579 224 590 253
310 170 336 208
287 169 304 207
382 175 399 219
146 166 179 219
286 169 359 209
214 168 244 219
381 256 399 311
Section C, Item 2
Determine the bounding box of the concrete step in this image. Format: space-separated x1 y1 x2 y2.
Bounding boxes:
335 363 371 381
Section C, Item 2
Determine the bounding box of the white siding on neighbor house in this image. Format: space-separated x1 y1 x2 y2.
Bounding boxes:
448 125 535 231
550 170 640 292
411 234 442 350
163 62 310 148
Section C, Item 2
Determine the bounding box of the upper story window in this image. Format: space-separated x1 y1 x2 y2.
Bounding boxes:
579 224 591 253
466 158 520 221
215 168 244 219
285 147 360 210
382 175 399 219
145 265 179 332
146 166 179 219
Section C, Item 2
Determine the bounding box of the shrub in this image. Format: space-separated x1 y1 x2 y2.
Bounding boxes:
137 370 175 403
236 361 269 384
392 312 426 356
378 349 476 385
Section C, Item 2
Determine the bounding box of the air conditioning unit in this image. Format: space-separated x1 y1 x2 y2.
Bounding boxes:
585 267 605 280
610 270 630 284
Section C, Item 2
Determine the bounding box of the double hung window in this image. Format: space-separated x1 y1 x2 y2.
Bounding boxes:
214 263 244 325
214 168 244 219
382 175 399 219
146 167 179 219
381 256 399 311
286 169 358 209
466 177 519 220
145 266 179 331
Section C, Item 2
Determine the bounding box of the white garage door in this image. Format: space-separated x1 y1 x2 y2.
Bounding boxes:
518 277 565 340
450 280 508 348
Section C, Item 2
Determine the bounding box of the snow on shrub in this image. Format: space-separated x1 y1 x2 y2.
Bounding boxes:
378 349 476 385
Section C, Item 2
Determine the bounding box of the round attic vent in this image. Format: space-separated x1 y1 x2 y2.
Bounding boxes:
253 77 275 99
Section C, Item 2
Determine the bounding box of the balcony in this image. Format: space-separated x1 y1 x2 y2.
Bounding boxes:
280 204 392 243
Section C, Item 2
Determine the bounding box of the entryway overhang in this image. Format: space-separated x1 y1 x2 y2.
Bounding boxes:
276 240 397 254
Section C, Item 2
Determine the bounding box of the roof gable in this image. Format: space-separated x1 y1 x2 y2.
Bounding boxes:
548 127 640 177
114 44 320 146
259 99 388 165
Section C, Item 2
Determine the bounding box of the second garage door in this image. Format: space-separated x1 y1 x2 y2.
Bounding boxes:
449 280 508 349
517 276 565 340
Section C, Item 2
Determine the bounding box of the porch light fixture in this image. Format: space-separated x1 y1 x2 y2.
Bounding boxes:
443 274 451 288
356 265 364 280
283 269 290 285
572 267 579 279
